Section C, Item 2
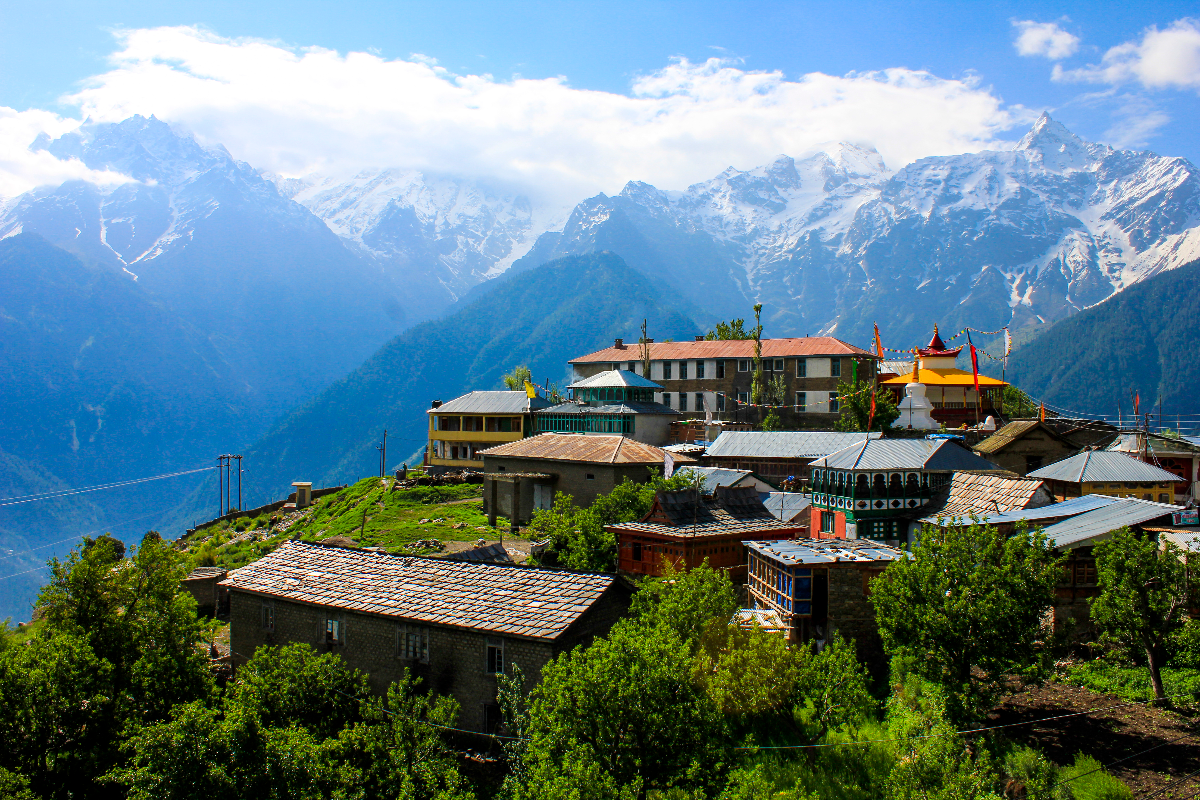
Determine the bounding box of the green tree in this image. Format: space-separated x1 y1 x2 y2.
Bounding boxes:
1090 528 1192 702
750 304 765 405
630 560 738 644
871 522 1062 722
761 409 783 432
502 365 533 391
523 621 728 799
704 319 751 340
1002 385 1038 418
834 381 899 433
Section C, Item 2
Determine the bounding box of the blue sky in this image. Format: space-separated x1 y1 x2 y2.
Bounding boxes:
1 1 1198 203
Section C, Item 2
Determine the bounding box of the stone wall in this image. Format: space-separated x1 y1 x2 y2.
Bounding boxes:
482 456 657 521
826 567 885 671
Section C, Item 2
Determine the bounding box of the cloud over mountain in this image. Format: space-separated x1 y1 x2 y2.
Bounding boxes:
0 26 1029 204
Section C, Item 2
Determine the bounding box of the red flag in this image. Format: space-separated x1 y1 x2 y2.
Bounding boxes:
969 343 981 396
867 387 877 431
1040 402 1045 421
1134 392 1140 417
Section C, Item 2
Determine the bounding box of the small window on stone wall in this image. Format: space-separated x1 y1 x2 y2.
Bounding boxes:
398 624 430 662
261 600 275 631
326 616 344 645
486 637 505 674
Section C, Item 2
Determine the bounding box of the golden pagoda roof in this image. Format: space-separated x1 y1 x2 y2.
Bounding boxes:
880 367 1008 387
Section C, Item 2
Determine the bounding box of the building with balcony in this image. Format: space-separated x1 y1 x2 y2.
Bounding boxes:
703 430 881 487
568 336 877 428
534 370 677 446
807 438 1001 542
879 326 1007 427
427 391 551 470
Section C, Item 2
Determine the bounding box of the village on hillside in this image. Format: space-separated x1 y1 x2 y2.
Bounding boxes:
139 318 1200 797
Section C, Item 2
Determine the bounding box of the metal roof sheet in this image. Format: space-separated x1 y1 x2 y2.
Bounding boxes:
811 438 1000 472
674 466 759 494
1040 498 1181 548
220 540 614 641
567 369 663 390
745 538 906 565
479 433 692 464
571 337 873 363
1027 450 1185 483
705 431 881 459
429 391 552 415
922 493 1122 527
758 492 812 520
536 401 677 416
1106 432 1200 455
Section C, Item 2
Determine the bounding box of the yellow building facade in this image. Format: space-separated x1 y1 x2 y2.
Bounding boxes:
426 391 551 469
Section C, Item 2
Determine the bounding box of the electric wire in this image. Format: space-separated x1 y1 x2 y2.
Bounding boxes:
0 465 217 507
1138 765 1200 800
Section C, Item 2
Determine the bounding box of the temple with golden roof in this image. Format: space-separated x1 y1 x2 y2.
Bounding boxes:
879 326 1008 428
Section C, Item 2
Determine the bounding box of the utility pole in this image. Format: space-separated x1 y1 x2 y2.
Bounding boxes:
236 455 243 513
217 455 224 516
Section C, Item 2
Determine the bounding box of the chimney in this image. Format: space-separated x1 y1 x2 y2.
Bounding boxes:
644 338 654 343
431 400 442 409
614 338 625 349
694 335 704 341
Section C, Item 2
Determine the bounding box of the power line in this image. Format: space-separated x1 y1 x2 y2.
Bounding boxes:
1139 765 1200 800
0 507 172 562
0 465 217 508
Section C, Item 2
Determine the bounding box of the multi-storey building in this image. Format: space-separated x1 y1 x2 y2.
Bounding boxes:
807 438 1001 542
427 391 551 469
879 326 1008 427
568 336 877 428
534 370 677 445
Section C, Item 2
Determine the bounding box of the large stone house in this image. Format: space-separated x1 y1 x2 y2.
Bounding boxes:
222 540 631 732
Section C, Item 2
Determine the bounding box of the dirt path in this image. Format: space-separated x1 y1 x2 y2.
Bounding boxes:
988 681 1199 796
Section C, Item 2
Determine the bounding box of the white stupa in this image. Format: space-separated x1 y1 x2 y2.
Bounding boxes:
896 381 939 431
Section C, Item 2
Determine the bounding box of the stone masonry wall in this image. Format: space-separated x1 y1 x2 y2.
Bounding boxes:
826 567 885 671
229 590 555 731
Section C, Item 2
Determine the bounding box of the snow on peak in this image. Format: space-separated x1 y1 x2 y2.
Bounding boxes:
1014 112 1103 171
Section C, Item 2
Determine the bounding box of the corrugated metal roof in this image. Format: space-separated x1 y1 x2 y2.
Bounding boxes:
221 540 613 641
567 369 663 390
1147 527 1200 551
674 466 759 494
429 391 552 415
811 438 1000 472
1040 498 1180 548
1106 432 1200 455
923 493 1122 527
536 401 677 416
745 538 906 565
479 433 692 464
1027 450 1185 483
571 336 873 363
706 431 881 459
758 492 812 521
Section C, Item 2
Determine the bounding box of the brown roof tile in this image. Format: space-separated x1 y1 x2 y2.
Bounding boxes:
479 433 695 464
571 337 873 363
219 540 614 641
922 471 1050 519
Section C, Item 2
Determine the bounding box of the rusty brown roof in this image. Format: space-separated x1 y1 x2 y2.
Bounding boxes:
610 517 803 540
479 433 695 464
920 471 1051 520
571 337 873 363
220 540 614 641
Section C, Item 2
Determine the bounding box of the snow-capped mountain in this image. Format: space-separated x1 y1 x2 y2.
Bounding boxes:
513 113 1200 346
277 169 542 301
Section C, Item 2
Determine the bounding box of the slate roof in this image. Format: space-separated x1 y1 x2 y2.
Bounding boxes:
443 542 515 565
1040 498 1180 548
810 439 1000 472
745 538 906 565
674 466 762 494
973 420 1075 455
609 486 801 540
920 472 1050 521
567 369 662 390
430 391 552 415
924 493 1122 528
479 433 693 464
220 540 612 641
705 431 881 460
185 566 228 581
572 337 873 363
1027 450 1185 484
758 492 812 521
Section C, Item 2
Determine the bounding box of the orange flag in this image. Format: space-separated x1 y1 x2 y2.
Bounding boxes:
1039 402 1045 421
873 323 884 358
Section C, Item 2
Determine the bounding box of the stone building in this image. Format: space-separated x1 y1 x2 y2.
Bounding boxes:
182 566 228 617
568 336 877 428
222 540 630 733
744 538 906 667
608 486 804 582
972 420 1080 476
479 434 694 526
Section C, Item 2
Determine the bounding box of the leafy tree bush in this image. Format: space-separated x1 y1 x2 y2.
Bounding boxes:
833 381 899 433
630 560 738 644
705 319 752 340
1091 528 1193 702
871 522 1061 722
502 365 533 390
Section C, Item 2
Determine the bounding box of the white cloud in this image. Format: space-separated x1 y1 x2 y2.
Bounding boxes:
1055 18 1200 90
9 26 1029 206
1013 20 1080 60
0 108 133 198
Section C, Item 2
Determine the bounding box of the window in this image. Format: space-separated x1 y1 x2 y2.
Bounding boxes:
1160 493 1171 503
662 392 672 408
398 624 430 662
828 392 840 414
663 361 672 380
680 393 688 411
485 417 515 433
831 359 842 377
627 361 637 372
679 361 688 380
695 393 705 411
773 359 784 371
820 511 836 533
737 392 749 404
326 616 343 645
738 359 750 372
486 637 505 674
716 361 726 379
586 473 596 480
261 600 274 631
1025 455 1044 473
796 358 807 377
696 361 705 379
632 541 642 561
716 393 725 411
439 416 461 431
796 392 806 411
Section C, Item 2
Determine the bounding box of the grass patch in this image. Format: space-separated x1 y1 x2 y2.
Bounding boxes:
1063 660 1200 704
